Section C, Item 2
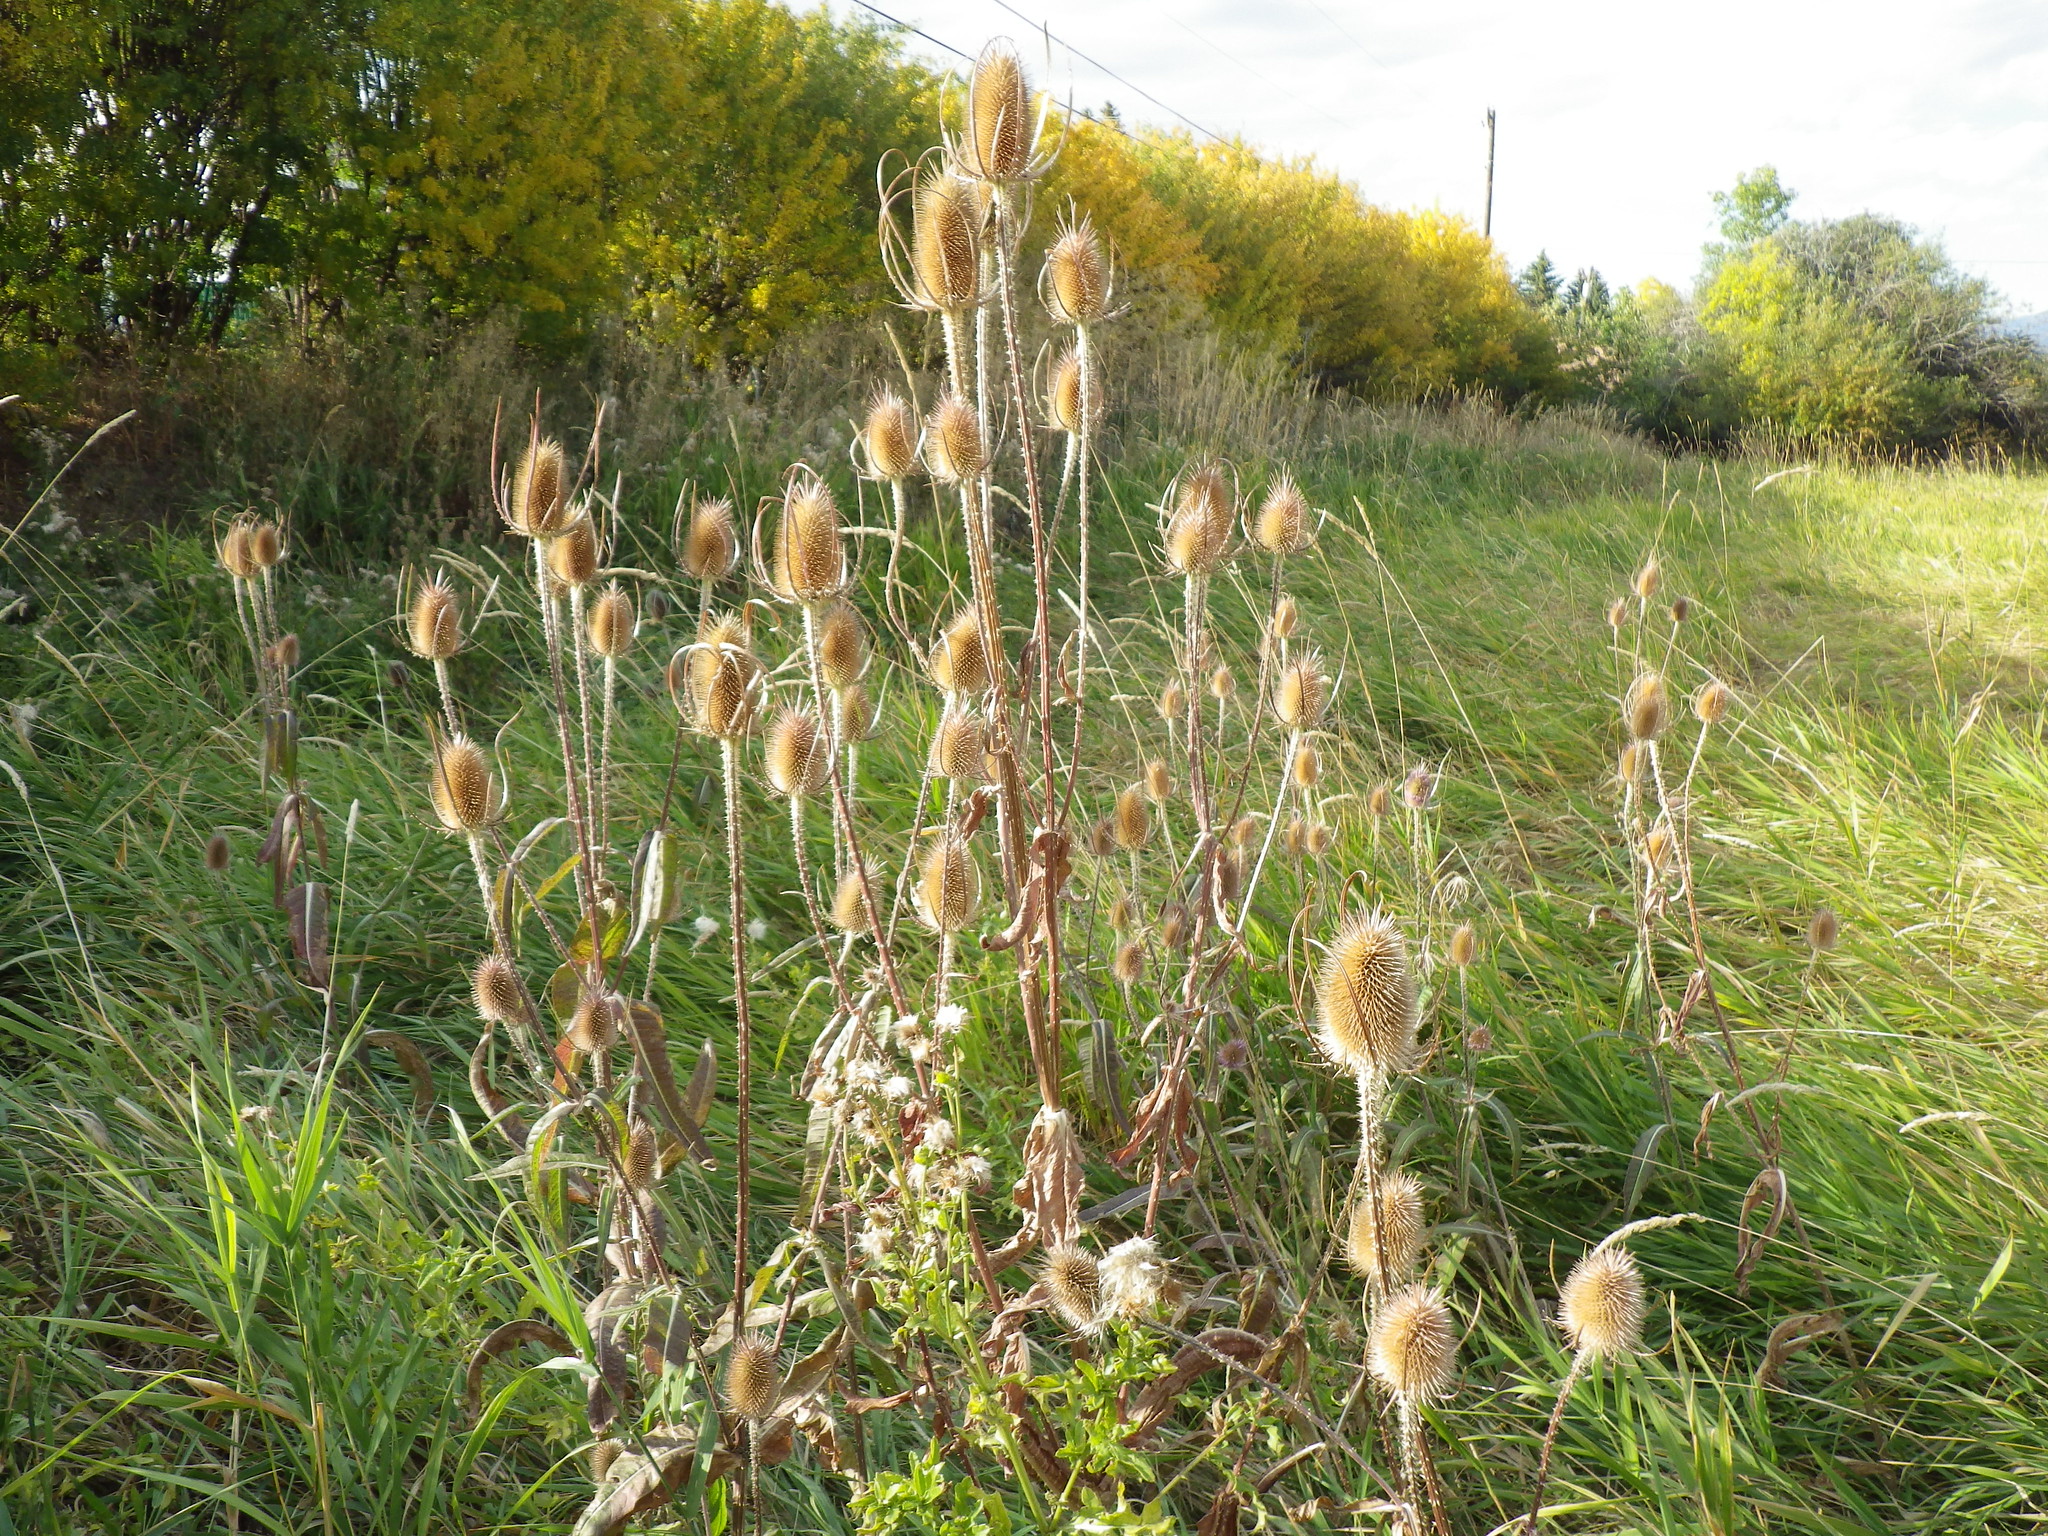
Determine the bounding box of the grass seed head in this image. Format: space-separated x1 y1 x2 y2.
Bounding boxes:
931 707 989 783
471 954 530 1024
1344 1168 1426 1283
249 520 284 569
1368 1286 1457 1400
1449 922 1477 967
774 473 847 603
964 42 1033 182
1044 214 1110 323
1807 906 1840 951
429 736 497 833
929 607 991 694
1042 1246 1103 1330
912 173 982 311
408 579 463 660
1633 556 1662 600
1164 461 1233 575
547 516 599 589
1113 785 1152 850
1253 471 1315 555
766 708 829 798
1144 759 1172 803
923 392 988 483
218 521 256 579
587 584 635 659
1559 1246 1646 1357
204 831 231 872
1626 671 1670 740
508 439 569 538
1275 652 1331 728
918 835 981 932
1695 679 1732 725
681 497 738 581
724 1333 781 1421
816 600 868 688
864 388 919 480
1317 910 1419 1079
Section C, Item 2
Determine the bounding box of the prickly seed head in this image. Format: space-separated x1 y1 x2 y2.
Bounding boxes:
835 680 875 744
912 173 981 311
1212 846 1242 906
248 521 284 569
471 954 530 1025
1275 653 1331 728
917 835 981 933
1157 682 1185 722
864 389 919 481
1113 785 1151 850
1807 906 1839 952
816 601 867 689
681 497 738 581
965 42 1033 182
1048 348 1095 434
1159 902 1189 950
1111 941 1144 986
1402 765 1436 810
269 633 299 672
547 516 599 588
930 707 988 783
1607 596 1629 629
1144 760 1171 803
1088 817 1116 856
1042 1246 1103 1330
1626 671 1670 741
218 522 256 579
1270 595 1300 643
724 1333 781 1421
1617 742 1646 788
1254 472 1315 556
1209 663 1235 701
765 708 829 798
627 1119 659 1192
1695 679 1732 725
1344 1169 1426 1283
1644 821 1675 871
1368 1286 1457 1400
684 614 760 739
429 736 497 833
1633 556 1662 600
1291 743 1321 789
830 864 873 932
1316 910 1419 1079
1285 816 1307 856
1449 923 1477 968
590 1439 623 1483
1305 822 1335 857
587 585 635 659
204 831 231 872
568 990 621 1055
1669 595 1691 623
923 392 987 483
1108 895 1136 932
408 579 463 660
1231 815 1258 848
1163 462 1233 575
1044 215 1110 324
929 607 991 694
509 439 569 538
1559 1246 1646 1358
774 473 847 603
1368 783 1392 818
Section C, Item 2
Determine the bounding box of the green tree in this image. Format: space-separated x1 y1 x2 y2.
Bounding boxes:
1516 252 1561 308
1712 166 1794 246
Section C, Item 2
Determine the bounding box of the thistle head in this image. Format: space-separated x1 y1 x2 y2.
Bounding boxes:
407 578 463 661
218 520 256 579
863 388 919 481
923 392 988 484
679 613 761 739
765 708 830 798
724 1333 781 1422
816 600 868 689
587 584 635 659
547 515 600 589
772 473 848 603
1343 1169 1426 1284
471 954 531 1025
1274 652 1331 729
1315 910 1419 1080
1625 671 1670 741
917 834 981 933
248 520 284 570
1558 1246 1646 1358
507 438 569 538
1694 679 1732 725
961 41 1035 183
429 735 498 833
1253 471 1315 556
1368 1286 1457 1401
911 172 982 312
1041 1246 1103 1331
929 607 992 695
1113 785 1152 850
1043 214 1110 324
930 707 988 783
1163 461 1233 576
681 496 738 582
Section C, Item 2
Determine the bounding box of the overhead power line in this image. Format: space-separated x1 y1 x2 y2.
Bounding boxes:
985 0 1226 145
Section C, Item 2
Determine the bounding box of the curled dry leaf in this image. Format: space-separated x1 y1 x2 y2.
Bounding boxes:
465 1318 574 1419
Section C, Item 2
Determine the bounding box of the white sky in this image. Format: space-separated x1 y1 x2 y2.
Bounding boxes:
827 0 2048 315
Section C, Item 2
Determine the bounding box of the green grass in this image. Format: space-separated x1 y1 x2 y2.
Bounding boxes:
4 392 2048 1534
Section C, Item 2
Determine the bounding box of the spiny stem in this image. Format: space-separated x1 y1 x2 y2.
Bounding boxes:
721 737 754 1340
1524 1352 1590 1535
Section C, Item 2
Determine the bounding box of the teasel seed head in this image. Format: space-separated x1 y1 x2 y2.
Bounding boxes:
1344 1168 1426 1283
923 392 988 483
1626 671 1670 740
218 520 256 579
835 679 876 744
627 1118 659 1192
1695 679 1732 725
1105 894 1134 933
929 607 992 696
816 600 868 688
204 831 231 872
1047 346 1098 434
1291 742 1322 789
930 707 988 783
507 439 569 538
1253 471 1315 556
1087 817 1116 856
1157 681 1185 722
1163 461 1234 576
644 586 669 623
590 1439 623 1484
1270 593 1300 641
1368 1286 1457 1401
1112 940 1144 986
269 633 299 672
681 497 738 581
1617 741 1647 788
429 735 498 833
1113 785 1152 850
248 520 284 570
1558 1246 1646 1358
1100 1235 1169 1320
765 708 830 798
773 472 848 603
682 613 761 739
917 834 981 933
568 990 621 1055
1159 902 1190 950
1807 906 1839 952
1316 910 1419 1080
863 388 919 481
1284 816 1307 856
1274 652 1331 728
1044 214 1110 324
407 579 463 660
830 863 873 932
1209 663 1235 701
1306 822 1335 857
548 516 600 589
1143 760 1172 803
1644 821 1675 871
1607 596 1629 629
1449 923 1477 968
724 1333 781 1422
1231 815 1258 848
1368 783 1392 818
963 41 1034 182
912 172 981 312
1212 845 1242 906
1670 595 1691 623
587 584 635 659
472 954 531 1025
1041 1246 1103 1331
1402 765 1437 810
1634 556 1662 600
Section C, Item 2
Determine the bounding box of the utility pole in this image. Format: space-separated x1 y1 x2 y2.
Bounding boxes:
1483 109 1497 240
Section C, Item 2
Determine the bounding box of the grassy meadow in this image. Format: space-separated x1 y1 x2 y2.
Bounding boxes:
3 367 2048 1536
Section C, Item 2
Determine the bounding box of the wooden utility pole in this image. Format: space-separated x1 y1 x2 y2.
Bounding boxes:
1483 109 1497 239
